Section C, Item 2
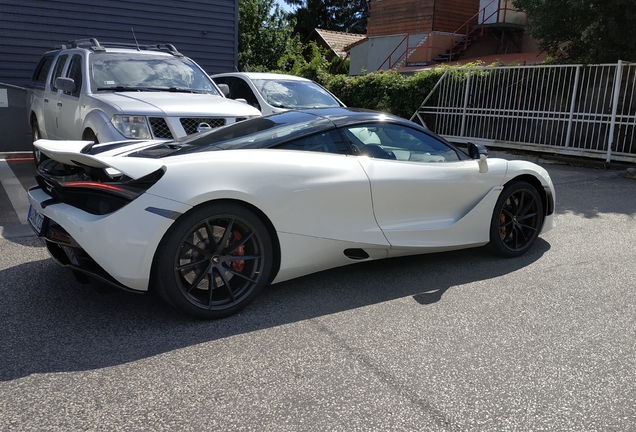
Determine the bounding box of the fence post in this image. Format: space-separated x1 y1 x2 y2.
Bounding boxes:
564 65 581 148
606 60 623 163
460 70 471 137
410 70 449 126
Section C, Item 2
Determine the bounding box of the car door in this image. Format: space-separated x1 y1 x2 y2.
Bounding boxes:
213 76 262 112
340 122 508 248
43 54 68 139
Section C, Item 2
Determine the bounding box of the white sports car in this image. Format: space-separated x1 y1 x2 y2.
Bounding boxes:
27 108 555 319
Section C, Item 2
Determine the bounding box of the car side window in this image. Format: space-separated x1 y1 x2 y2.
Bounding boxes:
31 55 55 88
65 54 83 98
341 123 461 162
215 77 261 111
50 54 68 92
274 130 346 154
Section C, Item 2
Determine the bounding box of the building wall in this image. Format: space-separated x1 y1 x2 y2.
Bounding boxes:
367 0 480 37
433 0 481 32
0 0 238 87
367 1 434 37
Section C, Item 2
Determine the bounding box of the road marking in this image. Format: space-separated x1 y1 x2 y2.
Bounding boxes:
0 159 30 225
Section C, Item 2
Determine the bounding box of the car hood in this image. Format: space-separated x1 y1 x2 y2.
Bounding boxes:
93 92 262 117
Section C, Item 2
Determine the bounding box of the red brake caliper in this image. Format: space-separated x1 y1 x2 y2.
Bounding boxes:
499 213 507 238
231 231 245 272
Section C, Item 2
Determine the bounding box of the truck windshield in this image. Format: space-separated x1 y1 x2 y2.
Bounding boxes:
90 53 219 95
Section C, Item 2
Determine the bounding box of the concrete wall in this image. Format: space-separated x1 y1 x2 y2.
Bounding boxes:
349 34 412 74
0 83 30 153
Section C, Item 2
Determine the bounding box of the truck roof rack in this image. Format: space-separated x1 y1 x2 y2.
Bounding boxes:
53 38 183 56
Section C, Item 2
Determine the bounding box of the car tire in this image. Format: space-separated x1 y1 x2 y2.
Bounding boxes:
31 119 48 166
153 202 274 319
83 130 99 144
488 181 544 257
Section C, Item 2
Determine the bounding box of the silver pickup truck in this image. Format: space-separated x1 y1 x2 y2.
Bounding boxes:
27 38 260 164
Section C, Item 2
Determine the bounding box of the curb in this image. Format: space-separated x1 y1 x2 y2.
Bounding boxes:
0 224 36 239
0 151 33 160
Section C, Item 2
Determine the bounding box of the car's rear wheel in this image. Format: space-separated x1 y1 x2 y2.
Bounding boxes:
153 202 273 319
488 181 544 257
31 119 48 166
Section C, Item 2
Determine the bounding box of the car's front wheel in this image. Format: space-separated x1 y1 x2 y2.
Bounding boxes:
488 181 544 257
153 202 274 319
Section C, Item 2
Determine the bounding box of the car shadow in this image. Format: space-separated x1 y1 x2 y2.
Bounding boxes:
0 237 549 381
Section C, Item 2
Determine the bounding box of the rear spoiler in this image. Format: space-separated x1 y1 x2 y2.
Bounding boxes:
35 139 166 179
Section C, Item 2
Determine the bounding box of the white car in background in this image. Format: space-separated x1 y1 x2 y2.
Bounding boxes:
210 72 345 115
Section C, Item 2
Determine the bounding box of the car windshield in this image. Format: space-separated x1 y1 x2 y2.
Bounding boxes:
90 53 219 95
251 79 341 109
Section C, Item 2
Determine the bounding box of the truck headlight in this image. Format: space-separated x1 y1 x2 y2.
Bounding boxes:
112 115 152 139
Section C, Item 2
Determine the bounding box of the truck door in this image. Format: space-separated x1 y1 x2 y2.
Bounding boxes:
56 54 84 140
43 54 68 140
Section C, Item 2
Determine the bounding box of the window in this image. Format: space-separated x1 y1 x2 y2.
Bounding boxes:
31 55 55 87
274 130 345 154
50 54 68 92
214 77 260 111
66 55 83 97
341 123 461 162
252 78 341 109
89 53 218 94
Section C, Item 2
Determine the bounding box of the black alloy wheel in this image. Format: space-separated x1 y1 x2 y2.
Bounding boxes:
154 202 274 319
488 181 544 257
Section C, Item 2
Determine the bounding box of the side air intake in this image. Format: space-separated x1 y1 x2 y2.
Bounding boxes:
343 249 370 260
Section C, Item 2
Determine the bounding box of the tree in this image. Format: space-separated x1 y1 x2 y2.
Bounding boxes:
512 0 636 64
284 0 368 41
238 0 302 71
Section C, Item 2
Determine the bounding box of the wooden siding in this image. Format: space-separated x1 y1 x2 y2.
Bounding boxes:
368 0 480 36
0 0 238 86
433 0 480 33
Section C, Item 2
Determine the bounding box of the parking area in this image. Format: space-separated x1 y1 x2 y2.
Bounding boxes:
1 154 635 430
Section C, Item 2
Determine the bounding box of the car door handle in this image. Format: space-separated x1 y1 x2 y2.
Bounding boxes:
57 102 63 107
44 98 49 103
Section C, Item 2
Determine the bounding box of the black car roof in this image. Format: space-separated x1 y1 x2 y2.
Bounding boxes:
128 108 435 158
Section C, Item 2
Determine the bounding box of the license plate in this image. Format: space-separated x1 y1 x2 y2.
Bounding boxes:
27 205 46 236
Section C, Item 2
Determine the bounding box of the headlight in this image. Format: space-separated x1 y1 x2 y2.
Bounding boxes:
112 115 152 139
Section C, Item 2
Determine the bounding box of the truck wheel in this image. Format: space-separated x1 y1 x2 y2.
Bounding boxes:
83 130 99 144
31 119 48 167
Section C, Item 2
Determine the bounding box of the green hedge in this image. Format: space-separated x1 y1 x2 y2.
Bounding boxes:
307 69 446 120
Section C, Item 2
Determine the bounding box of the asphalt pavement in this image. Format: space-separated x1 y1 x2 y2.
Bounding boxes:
1 152 635 431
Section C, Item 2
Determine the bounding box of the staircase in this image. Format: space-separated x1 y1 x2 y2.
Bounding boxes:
433 33 483 63
394 34 429 68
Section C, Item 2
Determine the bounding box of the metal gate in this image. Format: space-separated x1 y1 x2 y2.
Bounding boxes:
411 61 636 163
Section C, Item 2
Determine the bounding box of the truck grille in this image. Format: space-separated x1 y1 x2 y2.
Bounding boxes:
180 117 226 135
149 118 173 139
149 117 229 139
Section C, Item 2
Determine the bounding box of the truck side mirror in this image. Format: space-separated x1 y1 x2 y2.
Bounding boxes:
216 83 230 97
55 77 76 93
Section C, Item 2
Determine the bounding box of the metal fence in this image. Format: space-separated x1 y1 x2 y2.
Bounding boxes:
411 61 636 163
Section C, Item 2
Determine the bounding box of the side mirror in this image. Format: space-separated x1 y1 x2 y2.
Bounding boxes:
467 142 488 159
467 142 489 173
55 77 76 93
216 83 230 97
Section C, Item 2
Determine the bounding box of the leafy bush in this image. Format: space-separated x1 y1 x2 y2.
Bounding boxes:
305 68 445 119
